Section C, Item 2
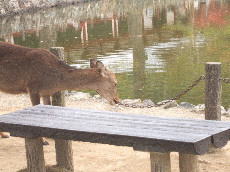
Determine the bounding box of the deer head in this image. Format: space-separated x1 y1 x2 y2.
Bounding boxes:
90 59 119 105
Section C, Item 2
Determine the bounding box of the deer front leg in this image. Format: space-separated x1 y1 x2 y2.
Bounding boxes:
29 91 49 145
0 132 9 138
29 90 41 106
41 96 51 145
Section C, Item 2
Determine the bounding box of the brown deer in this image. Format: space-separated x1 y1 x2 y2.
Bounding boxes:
0 41 119 143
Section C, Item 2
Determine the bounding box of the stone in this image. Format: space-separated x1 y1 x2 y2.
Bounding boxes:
221 107 228 116
179 102 195 109
192 104 226 114
68 92 92 101
227 108 230 113
93 95 101 99
192 104 205 114
63 90 69 96
122 99 141 105
143 99 155 106
162 100 178 109
221 106 226 114
222 112 230 117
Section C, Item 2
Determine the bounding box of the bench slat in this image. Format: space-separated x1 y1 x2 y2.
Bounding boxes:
3 106 229 134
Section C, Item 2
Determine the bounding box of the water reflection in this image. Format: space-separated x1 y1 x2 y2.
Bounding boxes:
0 0 230 107
127 1 147 99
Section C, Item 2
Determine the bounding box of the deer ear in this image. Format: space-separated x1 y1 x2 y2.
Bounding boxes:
90 59 97 68
96 61 106 77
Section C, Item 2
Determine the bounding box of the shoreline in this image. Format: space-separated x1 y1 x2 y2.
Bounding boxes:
0 91 204 115
1 91 229 119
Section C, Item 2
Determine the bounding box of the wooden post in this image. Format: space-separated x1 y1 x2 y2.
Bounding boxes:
50 47 66 108
52 91 66 107
205 62 222 120
55 139 74 170
150 152 171 172
25 137 46 172
179 153 199 172
50 47 74 172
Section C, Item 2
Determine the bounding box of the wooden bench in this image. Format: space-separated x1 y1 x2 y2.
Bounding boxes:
1 104 230 172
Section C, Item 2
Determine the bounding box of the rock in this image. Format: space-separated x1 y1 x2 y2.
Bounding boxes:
68 92 92 101
227 108 230 113
93 95 102 99
192 104 205 114
122 99 141 105
179 102 195 109
222 112 230 117
63 90 69 96
143 99 155 106
162 100 178 109
222 108 230 116
221 106 226 114
193 104 226 115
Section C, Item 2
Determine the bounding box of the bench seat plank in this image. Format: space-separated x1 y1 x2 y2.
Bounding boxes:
0 105 230 155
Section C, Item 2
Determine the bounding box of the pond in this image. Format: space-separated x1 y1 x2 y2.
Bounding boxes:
0 0 230 108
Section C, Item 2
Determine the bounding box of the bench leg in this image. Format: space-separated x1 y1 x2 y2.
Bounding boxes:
179 152 199 172
150 152 171 172
25 137 46 172
55 139 74 171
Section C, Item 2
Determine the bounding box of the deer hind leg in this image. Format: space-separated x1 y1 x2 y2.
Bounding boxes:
0 132 9 138
42 96 51 105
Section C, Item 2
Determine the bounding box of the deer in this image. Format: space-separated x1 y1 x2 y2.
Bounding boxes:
0 41 119 144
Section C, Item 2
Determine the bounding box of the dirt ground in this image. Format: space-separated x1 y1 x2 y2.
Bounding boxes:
1 92 230 172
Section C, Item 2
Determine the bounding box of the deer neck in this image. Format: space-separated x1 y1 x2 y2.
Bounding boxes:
60 68 102 91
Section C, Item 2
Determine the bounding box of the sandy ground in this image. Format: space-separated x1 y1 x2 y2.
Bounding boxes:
1 92 230 172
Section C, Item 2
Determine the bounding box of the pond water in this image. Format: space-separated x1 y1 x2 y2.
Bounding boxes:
1 0 230 108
